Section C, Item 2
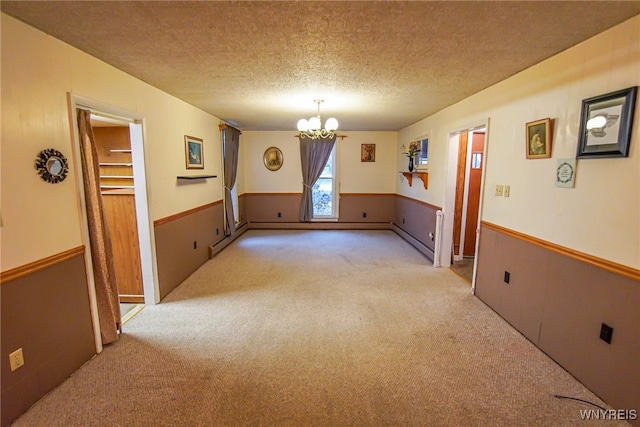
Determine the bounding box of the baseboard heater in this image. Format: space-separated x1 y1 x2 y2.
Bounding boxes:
391 224 434 262
247 222 392 230
433 210 444 267
209 222 249 258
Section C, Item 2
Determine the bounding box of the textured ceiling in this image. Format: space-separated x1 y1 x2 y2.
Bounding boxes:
3 1 640 131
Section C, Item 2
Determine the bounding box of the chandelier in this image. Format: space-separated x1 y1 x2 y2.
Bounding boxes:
296 100 339 139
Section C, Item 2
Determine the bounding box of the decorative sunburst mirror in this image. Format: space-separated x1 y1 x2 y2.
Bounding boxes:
35 148 69 184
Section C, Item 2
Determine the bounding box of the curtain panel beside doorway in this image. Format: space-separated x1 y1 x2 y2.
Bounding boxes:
77 108 121 345
222 125 241 235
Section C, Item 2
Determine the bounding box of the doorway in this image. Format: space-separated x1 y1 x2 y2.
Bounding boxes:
450 129 485 284
90 119 145 321
441 120 489 293
69 94 159 351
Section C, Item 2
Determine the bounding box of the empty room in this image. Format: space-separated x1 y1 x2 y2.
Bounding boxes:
1 2 639 426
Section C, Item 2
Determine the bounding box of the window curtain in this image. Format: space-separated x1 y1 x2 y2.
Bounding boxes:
222 125 241 235
299 135 336 222
77 109 121 345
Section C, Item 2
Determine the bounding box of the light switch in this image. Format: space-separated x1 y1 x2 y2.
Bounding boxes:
504 185 510 197
495 185 504 196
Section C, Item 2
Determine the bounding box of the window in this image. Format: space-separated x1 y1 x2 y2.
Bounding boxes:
312 144 338 219
417 136 429 170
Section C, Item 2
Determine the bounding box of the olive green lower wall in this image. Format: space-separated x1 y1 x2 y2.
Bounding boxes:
154 202 225 299
1 253 96 427
392 195 440 260
475 224 640 422
244 193 396 227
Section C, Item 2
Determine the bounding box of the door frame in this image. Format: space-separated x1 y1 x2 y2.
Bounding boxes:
442 118 490 293
67 93 160 352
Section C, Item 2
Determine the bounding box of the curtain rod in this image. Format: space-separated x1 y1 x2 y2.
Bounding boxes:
219 122 242 133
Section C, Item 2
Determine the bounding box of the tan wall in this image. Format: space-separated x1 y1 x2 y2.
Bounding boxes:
1 16 228 425
396 17 640 415
242 131 398 194
154 202 225 299
1 13 224 272
399 16 640 269
475 224 640 414
1 253 96 427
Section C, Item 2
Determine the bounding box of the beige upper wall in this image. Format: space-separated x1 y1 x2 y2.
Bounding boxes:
399 16 640 269
242 131 397 194
1 14 224 270
3 12 638 271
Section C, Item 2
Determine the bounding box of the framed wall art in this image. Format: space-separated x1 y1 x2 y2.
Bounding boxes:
361 144 375 162
185 135 204 169
526 118 552 159
556 158 576 188
576 86 637 159
263 146 283 171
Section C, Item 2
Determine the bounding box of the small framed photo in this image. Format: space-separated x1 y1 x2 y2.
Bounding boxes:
361 144 375 162
185 135 204 169
576 86 637 159
526 118 552 159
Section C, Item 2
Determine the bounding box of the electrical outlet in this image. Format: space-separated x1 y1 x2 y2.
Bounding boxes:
495 185 504 196
600 323 613 344
504 271 510 284
9 348 24 372
504 185 510 198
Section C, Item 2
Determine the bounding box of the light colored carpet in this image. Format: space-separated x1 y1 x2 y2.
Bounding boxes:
12 230 626 426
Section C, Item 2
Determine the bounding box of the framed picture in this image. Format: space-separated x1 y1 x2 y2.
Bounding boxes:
361 144 375 162
263 146 283 171
576 86 637 159
526 118 552 159
185 135 204 169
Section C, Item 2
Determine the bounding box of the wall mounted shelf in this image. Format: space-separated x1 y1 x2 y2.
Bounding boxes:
177 175 217 180
400 171 429 189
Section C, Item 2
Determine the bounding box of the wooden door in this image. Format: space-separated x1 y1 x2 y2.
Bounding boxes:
463 132 485 257
102 192 144 302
